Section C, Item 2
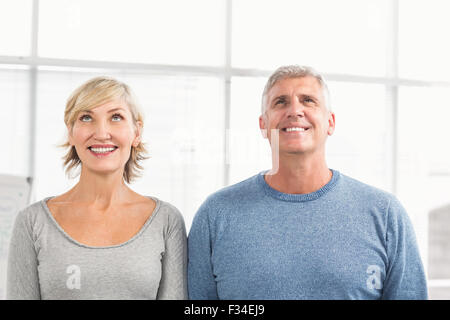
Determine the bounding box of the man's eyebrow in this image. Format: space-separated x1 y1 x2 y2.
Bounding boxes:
300 94 318 100
271 95 288 103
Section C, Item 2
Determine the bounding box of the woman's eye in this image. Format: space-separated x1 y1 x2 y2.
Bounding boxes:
112 114 123 122
80 114 91 122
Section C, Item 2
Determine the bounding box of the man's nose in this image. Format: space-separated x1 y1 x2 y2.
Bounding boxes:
287 98 305 118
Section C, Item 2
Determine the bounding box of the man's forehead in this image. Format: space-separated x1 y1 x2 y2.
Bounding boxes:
268 76 322 98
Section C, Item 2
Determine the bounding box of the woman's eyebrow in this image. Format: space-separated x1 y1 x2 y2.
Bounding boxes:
107 107 126 113
81 107 126 114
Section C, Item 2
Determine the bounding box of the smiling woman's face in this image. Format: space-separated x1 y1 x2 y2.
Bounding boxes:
68 99 142 177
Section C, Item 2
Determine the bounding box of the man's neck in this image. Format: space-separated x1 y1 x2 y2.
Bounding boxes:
264 153 332 194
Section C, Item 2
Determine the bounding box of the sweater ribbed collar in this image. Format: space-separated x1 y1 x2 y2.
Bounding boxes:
258 169 340 202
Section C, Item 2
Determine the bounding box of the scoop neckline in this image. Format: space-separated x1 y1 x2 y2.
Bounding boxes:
41 195 161 249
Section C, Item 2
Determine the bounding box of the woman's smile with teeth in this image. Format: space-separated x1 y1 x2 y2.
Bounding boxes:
88 146 118 154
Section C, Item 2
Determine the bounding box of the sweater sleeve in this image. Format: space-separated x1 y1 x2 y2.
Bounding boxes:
156 206 188 300
187 200 219 300
6 208 41 300
382 196 428 300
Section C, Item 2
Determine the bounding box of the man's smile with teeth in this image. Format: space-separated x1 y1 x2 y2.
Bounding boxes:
282 127 309 132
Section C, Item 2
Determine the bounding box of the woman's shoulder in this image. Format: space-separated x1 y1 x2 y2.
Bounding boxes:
17 197 52 218
155 199 187 240
13 197 54 236
153 197 182 217
147 197 185 229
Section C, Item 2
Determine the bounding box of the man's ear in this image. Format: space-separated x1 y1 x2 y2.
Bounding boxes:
259 115 268 139
132 121 143 147
327 112 335 136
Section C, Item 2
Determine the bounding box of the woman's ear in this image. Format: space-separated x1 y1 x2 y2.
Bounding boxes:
67 124 74 145
132 121 143 147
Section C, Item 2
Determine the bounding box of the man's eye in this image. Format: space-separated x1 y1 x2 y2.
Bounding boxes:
275 99 286 105
80 114 91 122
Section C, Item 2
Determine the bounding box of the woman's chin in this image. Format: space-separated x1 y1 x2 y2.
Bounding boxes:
81 165 124 177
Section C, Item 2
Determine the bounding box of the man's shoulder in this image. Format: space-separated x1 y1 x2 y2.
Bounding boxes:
208 173 260 202
336 172 403 216
339 173 395 201
197 173 262 214
337 173 411 227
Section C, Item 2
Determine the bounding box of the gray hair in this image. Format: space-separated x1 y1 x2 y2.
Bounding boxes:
261 65 331 114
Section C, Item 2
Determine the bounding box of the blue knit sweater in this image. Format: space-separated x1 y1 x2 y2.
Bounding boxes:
187 169 427 299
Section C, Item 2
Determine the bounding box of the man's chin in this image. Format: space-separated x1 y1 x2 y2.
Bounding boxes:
279 148 310 156
279 143 311 154
285 150 308 156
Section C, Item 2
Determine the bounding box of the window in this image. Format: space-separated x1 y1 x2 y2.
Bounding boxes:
326 82 389 192
399 0 450 81
232 0 389 76
0 67 30 176
38 0 225 66
0 0 32 56
398 86 450 299
229 76 271 184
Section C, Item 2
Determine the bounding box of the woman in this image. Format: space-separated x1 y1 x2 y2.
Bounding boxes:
6 77 187 299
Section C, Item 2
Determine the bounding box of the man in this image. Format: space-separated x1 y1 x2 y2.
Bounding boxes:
188 65 427 299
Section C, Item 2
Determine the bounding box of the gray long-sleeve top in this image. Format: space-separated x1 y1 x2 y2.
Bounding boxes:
6 196 187 300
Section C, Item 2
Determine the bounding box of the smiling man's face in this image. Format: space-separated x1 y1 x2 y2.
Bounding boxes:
259 76 335 157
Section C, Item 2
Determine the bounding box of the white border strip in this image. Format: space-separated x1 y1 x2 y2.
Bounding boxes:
428 279 450 288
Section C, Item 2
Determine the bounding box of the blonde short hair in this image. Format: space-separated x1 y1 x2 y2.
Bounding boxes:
60 76 148 183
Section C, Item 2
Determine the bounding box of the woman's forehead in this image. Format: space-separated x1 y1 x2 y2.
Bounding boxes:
84 100 130 113
72 98 130 115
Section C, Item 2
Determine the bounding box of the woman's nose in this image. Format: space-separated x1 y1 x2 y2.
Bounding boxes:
93 121 112 140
